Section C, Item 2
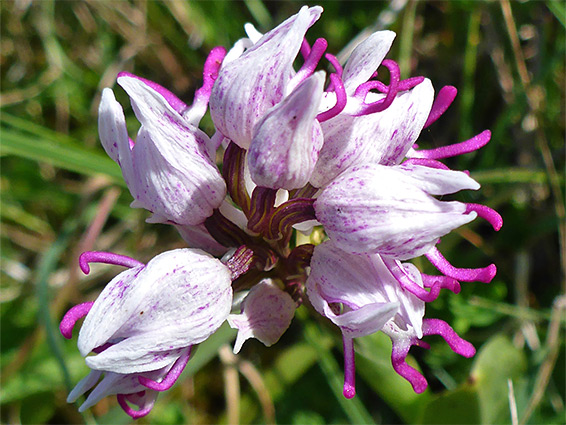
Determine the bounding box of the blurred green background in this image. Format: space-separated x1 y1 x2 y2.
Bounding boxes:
1 1 564 424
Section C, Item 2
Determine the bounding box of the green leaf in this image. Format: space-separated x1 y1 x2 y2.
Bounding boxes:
300 310 376 425
420 386 481 424
471 334 527 424
1 128 123 184
1 113 124 184
355 331 431 423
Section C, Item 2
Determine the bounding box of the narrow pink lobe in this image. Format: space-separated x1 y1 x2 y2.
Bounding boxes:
116 393 154 419
384 259 458 302
296 38 327 81
355 59 400 115
60 302 94 339
465 203 503 231
325 53 343 77
403 158 451 170
422 319 475 357
342 336 356 399
424 85 457 128
317 74 347 122
390 337 428 394
425 247 496 283
139 347 192 391
193 46 227 106
300 38 311 59
79 251 144 275
409 129 491 159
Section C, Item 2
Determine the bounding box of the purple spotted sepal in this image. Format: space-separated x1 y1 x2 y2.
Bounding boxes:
306 241 425 398
209 6 322 149
227 279 296 353
98 75 226 226
60 249 232 418
247 72 325 189
314 163 482 260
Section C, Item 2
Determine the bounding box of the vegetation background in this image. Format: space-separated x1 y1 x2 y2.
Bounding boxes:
1 0 564 424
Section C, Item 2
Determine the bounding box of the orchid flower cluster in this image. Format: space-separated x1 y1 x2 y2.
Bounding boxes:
60 6 502 419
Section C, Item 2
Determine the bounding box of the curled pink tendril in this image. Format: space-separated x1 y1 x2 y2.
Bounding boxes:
425 247 496 283
116 392 154 419
424 85 458 128
354 59 400 116
60 302 94 339
79 251 144 275
403 158 451 170
465 203 503 231
342 336 356 399
409 130 491 159
317 74 347 122
139 347 192 391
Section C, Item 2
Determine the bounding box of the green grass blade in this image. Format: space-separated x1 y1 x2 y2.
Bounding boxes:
299 310 376 425
1 127 124 185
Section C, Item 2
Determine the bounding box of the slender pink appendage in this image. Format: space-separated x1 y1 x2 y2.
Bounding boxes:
409 130 491 159
325 53 343 77
300 38 311 59
389 338 428 394
128 137 135 149
356 76 425 97
117 72 187 114
423 85 457 128
296 38 327 81
421 274 461 294
317 74 347 122
193 46 227 106
422 319 476 358
117 392 154 419
139 347 192 391
79 251 144 275
60 302 94 339
356 59 400 115
342 336 356 399
384 258 450 302
425 247 496 283
465 204 503 231
403 158 451 170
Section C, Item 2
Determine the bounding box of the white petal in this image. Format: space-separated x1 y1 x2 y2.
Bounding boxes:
311 80 434 188
209 6 323 149
114 76 226 226
79 249 233 372
398 163 480 194
315 164 477 259
342 31 396 95
67 370 102 402
227 280 296 353
244 23 263 44
248 72 324 189
98 89 134 185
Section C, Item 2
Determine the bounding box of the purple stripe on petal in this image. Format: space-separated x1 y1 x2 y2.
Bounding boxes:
117 72 187 114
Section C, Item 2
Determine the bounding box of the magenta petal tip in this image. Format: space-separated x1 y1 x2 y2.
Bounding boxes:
343 384 356 399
